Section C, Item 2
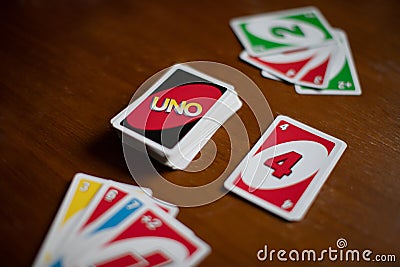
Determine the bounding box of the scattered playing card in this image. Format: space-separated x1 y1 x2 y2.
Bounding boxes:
230 6 337 56
32 174 107 267
240 45 337 88
111 64 242 169
72 207 209 267
33 173 210 267
295 29 362 95
232 7 362 94
224 115 346 221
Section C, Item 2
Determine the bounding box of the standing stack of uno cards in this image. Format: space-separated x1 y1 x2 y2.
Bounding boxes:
111 64 242 170
230 6 362 95
33 173 210 267
224 115 347 221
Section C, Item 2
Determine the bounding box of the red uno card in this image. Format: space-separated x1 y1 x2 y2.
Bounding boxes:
224 115 346 221
239 44 337 89
73 208 210 267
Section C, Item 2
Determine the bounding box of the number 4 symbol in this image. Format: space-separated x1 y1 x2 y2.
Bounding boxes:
279 123 289 131
264 151 302 179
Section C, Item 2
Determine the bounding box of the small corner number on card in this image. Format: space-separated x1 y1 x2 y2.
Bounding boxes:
279 123 289 131
141 215 162 230
79 181 90 192
281 199 293 209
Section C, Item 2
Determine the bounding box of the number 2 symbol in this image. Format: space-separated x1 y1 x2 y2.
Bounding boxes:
271 25 305 38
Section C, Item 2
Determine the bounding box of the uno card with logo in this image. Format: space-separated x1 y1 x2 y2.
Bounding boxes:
224 115 346 221
230 6 337 56
295 29 362 95
111 64 242 170
111 64 241 162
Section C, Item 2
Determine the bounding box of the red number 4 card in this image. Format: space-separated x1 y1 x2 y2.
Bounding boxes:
224 115 347 221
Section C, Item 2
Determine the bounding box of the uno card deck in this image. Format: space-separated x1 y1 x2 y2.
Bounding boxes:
33 173 210 267
111 64 242 170
224 115 346 221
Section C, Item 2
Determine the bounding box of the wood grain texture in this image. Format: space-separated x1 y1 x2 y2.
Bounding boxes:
0 1 399 266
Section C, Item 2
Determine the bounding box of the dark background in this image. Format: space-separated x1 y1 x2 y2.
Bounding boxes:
0 1 399 266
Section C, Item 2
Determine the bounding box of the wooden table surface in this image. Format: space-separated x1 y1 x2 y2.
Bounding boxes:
1 1 399 266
